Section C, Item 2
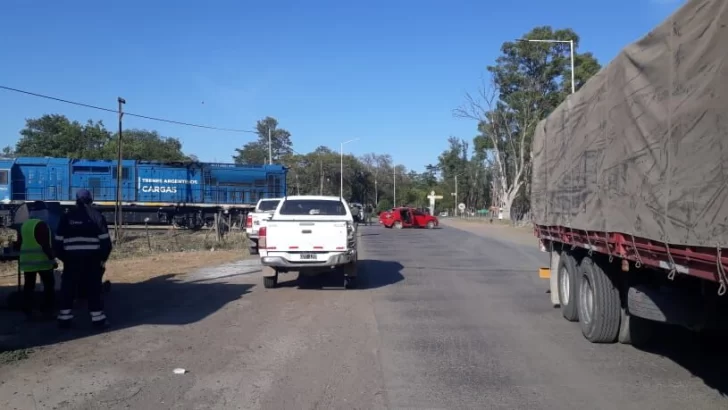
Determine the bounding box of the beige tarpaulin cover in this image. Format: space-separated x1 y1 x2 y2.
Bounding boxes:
531 0 728 247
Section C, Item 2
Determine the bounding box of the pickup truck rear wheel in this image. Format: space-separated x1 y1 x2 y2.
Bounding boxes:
577 256 621 343
394 221 403 229
262 266 278 289
344 276 358 289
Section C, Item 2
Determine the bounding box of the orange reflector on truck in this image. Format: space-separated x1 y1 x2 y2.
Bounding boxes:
539 267 551 279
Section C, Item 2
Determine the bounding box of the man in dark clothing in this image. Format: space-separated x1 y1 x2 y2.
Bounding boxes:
18 214 57 320
54 189 113 329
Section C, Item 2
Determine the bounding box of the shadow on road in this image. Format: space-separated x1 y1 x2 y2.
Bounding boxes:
631 326 728 396
278 259 404 290
0 273 254 352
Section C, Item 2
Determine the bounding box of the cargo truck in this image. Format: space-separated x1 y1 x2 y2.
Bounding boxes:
532 0 728 345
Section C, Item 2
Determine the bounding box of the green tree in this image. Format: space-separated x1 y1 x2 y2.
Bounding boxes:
101 129 189 162
233 116 293 165
1 146 15 157
14 114 111 158
10 114 191 162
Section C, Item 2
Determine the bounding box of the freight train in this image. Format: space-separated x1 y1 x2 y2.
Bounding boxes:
0 156 287 229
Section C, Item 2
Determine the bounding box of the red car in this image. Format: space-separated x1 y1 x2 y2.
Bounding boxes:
380 206 438 229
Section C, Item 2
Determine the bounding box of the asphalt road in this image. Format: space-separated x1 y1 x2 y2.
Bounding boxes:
1 221 727 409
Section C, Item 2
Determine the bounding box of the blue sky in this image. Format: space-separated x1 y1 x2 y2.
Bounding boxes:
0 0 685 172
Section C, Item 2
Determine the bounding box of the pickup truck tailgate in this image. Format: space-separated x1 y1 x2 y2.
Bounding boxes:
266 221 349 251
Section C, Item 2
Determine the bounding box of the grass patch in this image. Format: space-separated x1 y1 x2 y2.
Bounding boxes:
0 347 35 364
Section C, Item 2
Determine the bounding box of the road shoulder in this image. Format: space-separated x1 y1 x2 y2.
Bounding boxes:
439 218 538 248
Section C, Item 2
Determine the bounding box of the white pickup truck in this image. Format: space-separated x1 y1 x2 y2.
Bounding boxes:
258 195 358 289
245 198 281 254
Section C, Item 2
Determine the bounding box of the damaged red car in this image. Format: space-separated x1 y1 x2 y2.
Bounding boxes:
379 206 438 229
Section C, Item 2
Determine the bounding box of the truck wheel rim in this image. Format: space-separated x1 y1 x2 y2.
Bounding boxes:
579 275 594 325
559 266 570 305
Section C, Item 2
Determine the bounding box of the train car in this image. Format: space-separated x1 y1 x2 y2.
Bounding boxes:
0 156 287 229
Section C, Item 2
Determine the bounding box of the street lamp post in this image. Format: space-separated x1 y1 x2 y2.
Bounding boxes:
518 38 575 94
340 138 359 198
451 171 466 216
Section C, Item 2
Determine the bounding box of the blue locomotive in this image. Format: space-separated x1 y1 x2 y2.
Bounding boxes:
0 156 287 228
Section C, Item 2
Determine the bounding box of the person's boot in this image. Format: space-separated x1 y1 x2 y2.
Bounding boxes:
92 318 109 330
57 309 73 329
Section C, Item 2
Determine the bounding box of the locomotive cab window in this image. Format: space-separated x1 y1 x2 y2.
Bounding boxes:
0 170 8 185
112 167 131 180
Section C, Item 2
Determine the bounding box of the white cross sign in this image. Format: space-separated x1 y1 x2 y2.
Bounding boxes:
427 190 443 215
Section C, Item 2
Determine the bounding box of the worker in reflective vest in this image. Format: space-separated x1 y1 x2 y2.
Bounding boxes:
54 189 113 329
18 217 57 320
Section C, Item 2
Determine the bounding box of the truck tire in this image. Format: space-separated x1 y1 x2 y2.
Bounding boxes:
618 307 655 346
557 252 580 322
262 266 278 289
577 256 621 343
394 221 403 229
426 221 435 229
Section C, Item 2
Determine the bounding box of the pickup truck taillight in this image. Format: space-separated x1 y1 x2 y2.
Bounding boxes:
246 215 253 228
258 226 267 249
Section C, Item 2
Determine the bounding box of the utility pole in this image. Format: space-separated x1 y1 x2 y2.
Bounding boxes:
115 97 126 243
374 179 378 207
454 175 458 216
268 127 273 165
393 164 396 207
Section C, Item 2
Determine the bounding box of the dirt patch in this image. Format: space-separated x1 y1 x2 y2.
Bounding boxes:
440 218 538 247
0 228 252 286
103 250 247 284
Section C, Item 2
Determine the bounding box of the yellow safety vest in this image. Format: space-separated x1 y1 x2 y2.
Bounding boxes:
19 219 54 272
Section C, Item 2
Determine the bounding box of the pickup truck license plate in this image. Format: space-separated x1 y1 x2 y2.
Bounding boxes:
300 253 317 260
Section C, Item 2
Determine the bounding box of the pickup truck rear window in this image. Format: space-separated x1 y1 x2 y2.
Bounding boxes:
258 200 280 212
279 200 348 216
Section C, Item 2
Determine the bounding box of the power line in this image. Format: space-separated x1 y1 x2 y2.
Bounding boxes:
0 85 257 133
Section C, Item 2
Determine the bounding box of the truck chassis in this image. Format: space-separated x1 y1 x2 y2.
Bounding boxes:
536 225 728 346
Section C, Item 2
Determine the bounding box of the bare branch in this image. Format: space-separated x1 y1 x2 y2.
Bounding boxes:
454 73 544 218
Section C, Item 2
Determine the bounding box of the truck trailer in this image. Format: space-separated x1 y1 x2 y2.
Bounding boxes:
532 0 728 345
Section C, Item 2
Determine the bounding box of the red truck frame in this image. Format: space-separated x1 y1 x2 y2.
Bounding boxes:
535 225 728 290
